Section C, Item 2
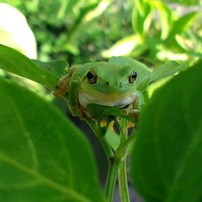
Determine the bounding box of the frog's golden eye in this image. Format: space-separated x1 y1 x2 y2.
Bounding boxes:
86 71 97 84
129 71 137 84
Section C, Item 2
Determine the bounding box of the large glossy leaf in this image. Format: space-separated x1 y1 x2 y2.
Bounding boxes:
0 45 58 90
0 77 106 202
130 61 202 202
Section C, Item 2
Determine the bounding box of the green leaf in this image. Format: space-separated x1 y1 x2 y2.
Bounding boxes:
0 77 106 202
130 61 202 202
0 45 58 90
108 56 151 91
149 60 186 83
101 35 147 58
152 1 173 39
32 59 69 77
105 129 120 151
170 12 199 37
86 104 136 124
132 1 153 38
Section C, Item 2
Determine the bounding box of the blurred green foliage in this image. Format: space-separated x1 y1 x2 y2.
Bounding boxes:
104 0 202 65
1 0 202 66
1 0 134 64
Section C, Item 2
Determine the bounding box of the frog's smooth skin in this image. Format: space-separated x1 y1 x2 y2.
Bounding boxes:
55 62 138 119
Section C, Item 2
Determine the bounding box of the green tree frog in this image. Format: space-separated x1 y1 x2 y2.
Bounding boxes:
55 62 140 119
54 56 186 120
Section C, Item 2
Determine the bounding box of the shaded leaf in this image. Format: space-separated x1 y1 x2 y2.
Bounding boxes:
86 104 136 124
0 77 106 202
0 45 58 90
131 61 202 202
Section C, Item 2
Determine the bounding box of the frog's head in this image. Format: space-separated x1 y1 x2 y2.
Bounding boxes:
77 62 138 108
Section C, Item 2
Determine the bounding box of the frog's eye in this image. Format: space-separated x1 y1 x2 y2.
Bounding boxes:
86 71 97 84
129 71 137 84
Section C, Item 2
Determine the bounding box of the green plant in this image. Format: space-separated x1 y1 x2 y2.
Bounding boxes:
1 0 118 62
1 44 201 202
2 0 201 66
131 61 202 202
0 45 105 202
1 0 136 64
103 0 202 65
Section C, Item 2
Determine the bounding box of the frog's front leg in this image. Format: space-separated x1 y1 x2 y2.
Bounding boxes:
121 91 144 115
55 67 77 98
67 81 85 119
54 74 71 98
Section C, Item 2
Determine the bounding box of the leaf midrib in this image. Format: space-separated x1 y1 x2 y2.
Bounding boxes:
0 151 93 202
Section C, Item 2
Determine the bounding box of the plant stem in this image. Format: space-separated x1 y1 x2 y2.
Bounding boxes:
118 157 130 202
105 158 119 202
86 117 133 201
115 134 135 161
85 118 118 201
85 118 114 158
116 119 131 202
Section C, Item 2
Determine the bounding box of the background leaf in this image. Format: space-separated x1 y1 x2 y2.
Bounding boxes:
101 35 147 57
132 0 153 38
152 1 173 40
0 77 106 202
0 45 58 90
169 12 199 37
130 61 202 202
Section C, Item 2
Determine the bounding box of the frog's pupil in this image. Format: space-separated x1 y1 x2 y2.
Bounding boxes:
87 72 94 79
132 72 137 78
129 71 137 84
87 71 97 84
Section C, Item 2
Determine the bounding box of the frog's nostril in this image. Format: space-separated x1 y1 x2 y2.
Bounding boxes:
106 82 109 86
119 82 122 88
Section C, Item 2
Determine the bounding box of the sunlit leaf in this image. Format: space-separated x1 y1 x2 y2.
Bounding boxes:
102 35 146 58
0 45 58 90
0 4 37 59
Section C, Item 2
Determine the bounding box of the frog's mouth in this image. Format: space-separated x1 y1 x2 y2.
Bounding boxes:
78 91 136 108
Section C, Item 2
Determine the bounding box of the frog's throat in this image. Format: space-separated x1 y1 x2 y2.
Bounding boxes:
78 91 136 108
